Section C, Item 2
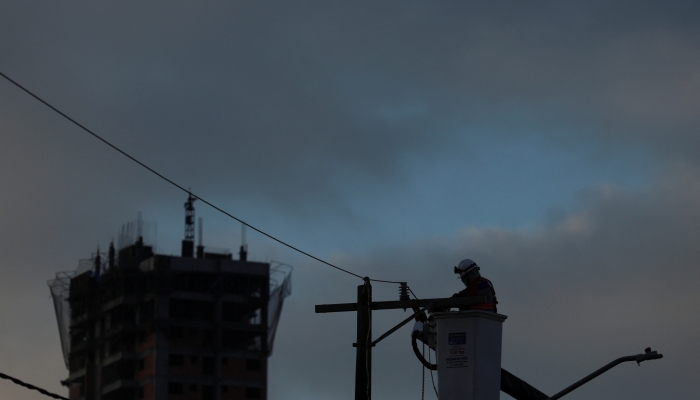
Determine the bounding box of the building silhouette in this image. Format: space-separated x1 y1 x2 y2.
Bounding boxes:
49 198 291 400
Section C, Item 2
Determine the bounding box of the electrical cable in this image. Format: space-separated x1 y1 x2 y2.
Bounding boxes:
369 278 404 284
0 372 69 400
0 71 371 280
408 284 438 371
412 331 437 370
429 349 438 398
416 278 438 399
421 341 426 400
0 71 417 285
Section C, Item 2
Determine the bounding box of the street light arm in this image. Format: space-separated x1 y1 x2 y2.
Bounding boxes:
547 348 663 400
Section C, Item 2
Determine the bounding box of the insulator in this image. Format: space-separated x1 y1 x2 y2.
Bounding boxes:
399 282 410 303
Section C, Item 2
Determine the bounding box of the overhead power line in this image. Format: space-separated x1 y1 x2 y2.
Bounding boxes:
0 71 402 284
369 278 404 284
0 372 69 400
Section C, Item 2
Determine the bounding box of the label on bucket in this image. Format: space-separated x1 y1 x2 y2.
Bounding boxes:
446 332 468 368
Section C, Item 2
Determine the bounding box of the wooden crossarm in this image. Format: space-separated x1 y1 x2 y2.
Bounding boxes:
315 296 486 313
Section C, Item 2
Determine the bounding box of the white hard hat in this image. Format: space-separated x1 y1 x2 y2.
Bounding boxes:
454 259 479 278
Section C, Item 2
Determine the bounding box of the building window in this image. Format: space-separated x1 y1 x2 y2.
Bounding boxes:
168 382 183 395
202 330 214 346
202 357 215 375
246 359 261 371
169 326 184 339
109 339 121 355
202 385 214 400
169 354 184 366
245 387 261 399
170 299 215 320
138 301 154 323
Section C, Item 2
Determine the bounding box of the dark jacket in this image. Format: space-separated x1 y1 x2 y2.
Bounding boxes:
453 276 498 312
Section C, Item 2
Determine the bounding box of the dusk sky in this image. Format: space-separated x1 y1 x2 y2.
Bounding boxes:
1 2 699 399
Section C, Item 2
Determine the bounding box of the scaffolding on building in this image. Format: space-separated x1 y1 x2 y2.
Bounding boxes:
47 210 292 400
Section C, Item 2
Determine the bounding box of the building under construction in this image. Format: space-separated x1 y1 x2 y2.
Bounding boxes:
48 195 292 400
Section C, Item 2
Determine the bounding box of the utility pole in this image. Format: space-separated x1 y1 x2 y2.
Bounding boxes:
316 282 486 400
355 279 371 400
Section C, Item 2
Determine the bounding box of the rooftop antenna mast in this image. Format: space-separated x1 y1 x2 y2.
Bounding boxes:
181 191 196 257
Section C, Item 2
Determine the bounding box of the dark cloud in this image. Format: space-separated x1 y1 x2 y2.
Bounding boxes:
1 2 700 399
2 1 700 213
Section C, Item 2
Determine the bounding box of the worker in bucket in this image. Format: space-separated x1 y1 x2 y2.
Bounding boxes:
411 259 498 369
415 258 498 316
451 258 498 312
